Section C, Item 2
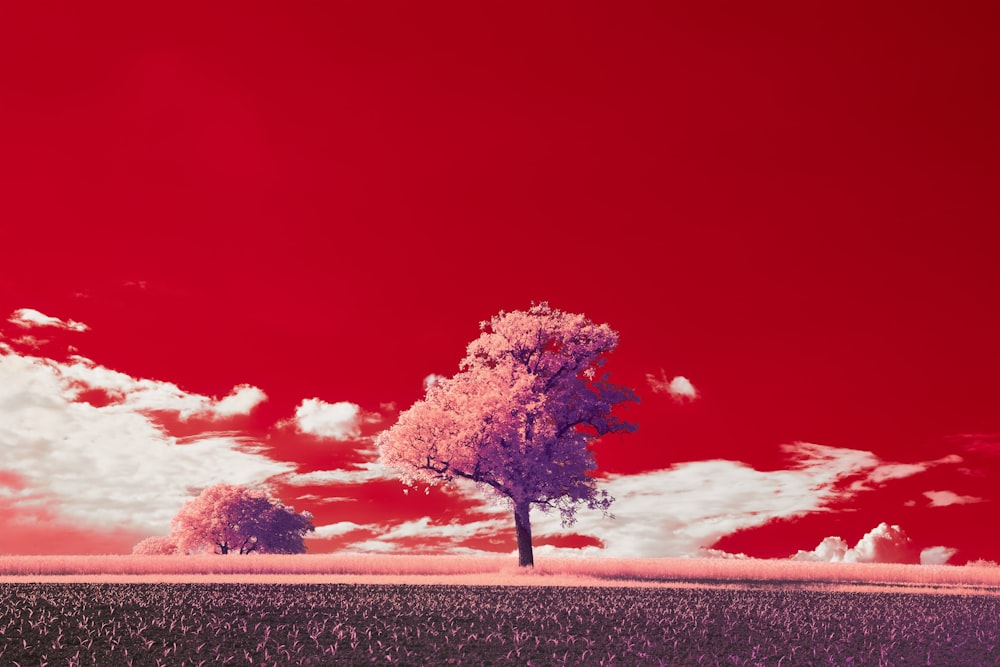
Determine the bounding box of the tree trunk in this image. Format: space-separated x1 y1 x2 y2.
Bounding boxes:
514 500 534 567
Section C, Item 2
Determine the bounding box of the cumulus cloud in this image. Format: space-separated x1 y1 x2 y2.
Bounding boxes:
214 384 268 417
920 546 958 565
792 523 921 564
793 536 850 562
646 369 698 401
667 376 697 400
8 308 89 332
923 490 984 507
848 523 919 563
293 398 365 440
0 349 291 537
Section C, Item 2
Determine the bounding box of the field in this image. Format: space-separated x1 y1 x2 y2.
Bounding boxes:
3 582 999 666
3 553 1000 590
2 556 999 665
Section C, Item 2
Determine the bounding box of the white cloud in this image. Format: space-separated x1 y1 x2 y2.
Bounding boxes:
783 441 880 478
52 355 267 419
646 370 698 401
800 536 849 562
792 523 920 564
8 308 89 332
0 350 291 536
845 523 918 563
312 521 377 539
346 516 510 553
373 441 949 559
343 539 399 553
697 548 752 559
386 516 509 540
11 335 45 349
923 490 984 507
525 443 893 558
920 546 958 565
293 398 364 440
868 463 930 485
428 441 948 560
852 454 963 492
667 376 697 400
214 384 268 417
283 462 393 486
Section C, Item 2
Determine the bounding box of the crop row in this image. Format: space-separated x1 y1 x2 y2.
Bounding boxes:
1 583 998 665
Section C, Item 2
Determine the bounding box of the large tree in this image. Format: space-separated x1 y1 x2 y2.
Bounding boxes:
166 483 315 555
377 303 637 566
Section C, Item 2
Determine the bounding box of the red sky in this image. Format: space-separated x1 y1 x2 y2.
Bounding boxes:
1 2 998 564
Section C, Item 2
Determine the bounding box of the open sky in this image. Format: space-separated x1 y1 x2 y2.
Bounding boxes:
1 2 998 565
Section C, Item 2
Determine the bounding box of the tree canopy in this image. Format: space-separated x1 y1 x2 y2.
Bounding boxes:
132 534 180 555
135 483 315 555
377 302 637 566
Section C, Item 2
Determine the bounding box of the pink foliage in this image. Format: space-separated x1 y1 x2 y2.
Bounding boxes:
167 483 314 555
131 535 179 556
377 303 637 565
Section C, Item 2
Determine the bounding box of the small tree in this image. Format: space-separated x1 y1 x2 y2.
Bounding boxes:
169 483 315 555
377 303 637 567
132 534 179 555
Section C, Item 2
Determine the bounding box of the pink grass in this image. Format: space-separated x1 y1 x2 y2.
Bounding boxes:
1 554 998 592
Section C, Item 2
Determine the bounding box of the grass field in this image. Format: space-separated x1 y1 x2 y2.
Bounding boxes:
2 554 999 592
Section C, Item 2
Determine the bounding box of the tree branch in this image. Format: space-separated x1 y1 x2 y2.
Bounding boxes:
450 467 511 498
556 418 589 439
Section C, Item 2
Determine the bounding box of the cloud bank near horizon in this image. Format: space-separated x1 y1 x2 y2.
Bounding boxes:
517 443 962 560
791 522 959 566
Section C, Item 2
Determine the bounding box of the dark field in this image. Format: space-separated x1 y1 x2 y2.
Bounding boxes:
1 583 998 666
